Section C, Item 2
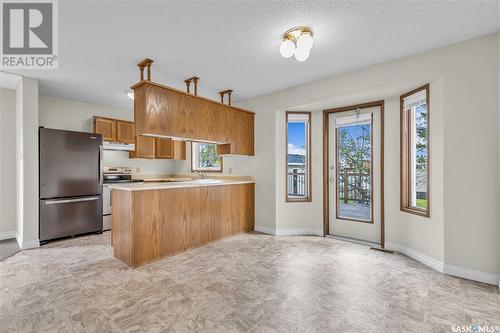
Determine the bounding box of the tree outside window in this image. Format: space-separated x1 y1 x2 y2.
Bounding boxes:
191 142 222 172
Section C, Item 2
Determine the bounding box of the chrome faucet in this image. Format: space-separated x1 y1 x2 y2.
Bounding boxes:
194 171 208 179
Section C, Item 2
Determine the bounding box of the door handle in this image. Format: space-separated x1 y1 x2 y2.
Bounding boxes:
99 144 103 186
45 197 100 205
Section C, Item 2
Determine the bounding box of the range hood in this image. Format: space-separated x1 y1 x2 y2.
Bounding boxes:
103 141 135 151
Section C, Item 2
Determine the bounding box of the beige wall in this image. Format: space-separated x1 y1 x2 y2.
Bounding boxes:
16 77 39 247
442 36 499 274
240 33 499 276
0 88 17 237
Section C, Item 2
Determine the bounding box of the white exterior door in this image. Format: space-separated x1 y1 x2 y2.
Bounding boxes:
328 106 382 244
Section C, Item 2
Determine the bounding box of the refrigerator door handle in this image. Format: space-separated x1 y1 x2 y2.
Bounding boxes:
45 196 100 205
99 144 103 186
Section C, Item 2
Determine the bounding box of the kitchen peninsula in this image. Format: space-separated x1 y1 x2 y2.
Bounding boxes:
110 178 255 267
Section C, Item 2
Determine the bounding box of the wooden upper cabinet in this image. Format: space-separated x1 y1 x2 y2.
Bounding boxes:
155 138 186 160
133 81 254 156
93 117 135 144
155 138 173 159
172 140 186 160
129 136 155 159
93 117 116 141
116 121 135 144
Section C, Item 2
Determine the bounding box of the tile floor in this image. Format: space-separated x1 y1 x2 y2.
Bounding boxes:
1 232 499 332
0 239 20 262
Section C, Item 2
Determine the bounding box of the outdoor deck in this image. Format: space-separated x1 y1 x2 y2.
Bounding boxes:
338 202 371 221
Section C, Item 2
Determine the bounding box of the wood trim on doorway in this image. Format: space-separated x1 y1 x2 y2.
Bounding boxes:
323 100 385 248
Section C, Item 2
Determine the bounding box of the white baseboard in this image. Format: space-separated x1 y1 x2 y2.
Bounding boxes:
15 234 22 249
254 225 323 237
385 242 444 273
21 239 40 250
328 234 379 247
385 242 499 286
15 233 39 250
0 231 17 240
254 225 276 235
444 264 499 286
276 228 323 236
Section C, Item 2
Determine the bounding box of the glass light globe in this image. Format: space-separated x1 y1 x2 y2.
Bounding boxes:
126 90 134 100
280 39 295 58
294 47 310 62
297 33 314 51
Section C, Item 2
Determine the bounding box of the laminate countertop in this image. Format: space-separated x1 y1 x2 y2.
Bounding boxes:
108 178 255 191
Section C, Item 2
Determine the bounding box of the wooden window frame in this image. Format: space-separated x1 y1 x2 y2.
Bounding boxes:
286 111 312 202
191 141 223 173
400 84 430 218
334 115 374 224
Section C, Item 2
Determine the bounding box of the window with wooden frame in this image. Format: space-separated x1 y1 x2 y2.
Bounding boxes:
286 112 311 202
191 142 223 173
401 84 430 217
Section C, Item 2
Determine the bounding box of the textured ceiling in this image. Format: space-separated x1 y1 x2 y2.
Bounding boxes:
8 0 500 110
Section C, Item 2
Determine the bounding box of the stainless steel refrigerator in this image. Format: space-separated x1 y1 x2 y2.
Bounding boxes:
39 127 103 243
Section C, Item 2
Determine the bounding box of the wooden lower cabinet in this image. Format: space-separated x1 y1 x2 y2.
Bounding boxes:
112 183 255 268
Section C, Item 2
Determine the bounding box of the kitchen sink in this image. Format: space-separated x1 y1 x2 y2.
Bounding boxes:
190 179 223 184
142 178 223 185
143 178 193 183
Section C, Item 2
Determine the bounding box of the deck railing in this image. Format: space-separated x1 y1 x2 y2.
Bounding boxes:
287 169 371 203
338 169 371 205
287 172 306 197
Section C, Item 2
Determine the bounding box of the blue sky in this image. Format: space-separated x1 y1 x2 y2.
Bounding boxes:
288 123 305 147
339 124 370 139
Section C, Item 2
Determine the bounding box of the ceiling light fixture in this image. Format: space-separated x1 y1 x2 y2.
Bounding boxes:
280 26 314 62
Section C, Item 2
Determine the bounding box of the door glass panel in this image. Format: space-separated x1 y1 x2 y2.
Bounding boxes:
336 114 372 222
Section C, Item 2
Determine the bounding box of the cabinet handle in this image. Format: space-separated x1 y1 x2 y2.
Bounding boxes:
45 197 99 205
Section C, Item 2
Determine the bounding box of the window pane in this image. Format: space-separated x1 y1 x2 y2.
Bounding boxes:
413 103 428 209
401 85 429 216
192 142 222 172
336 119 372 222
287 113 310 200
